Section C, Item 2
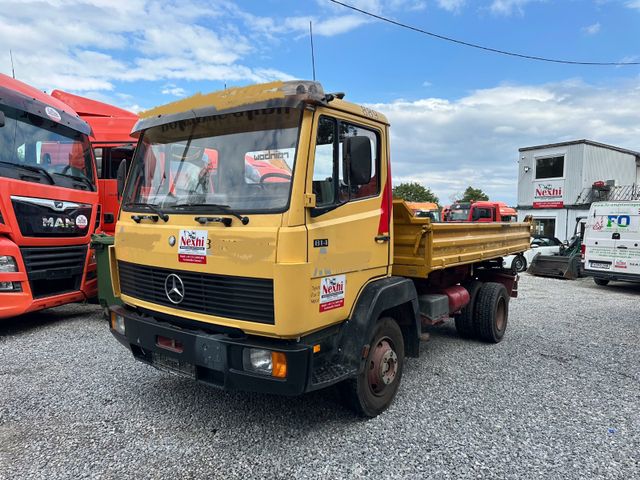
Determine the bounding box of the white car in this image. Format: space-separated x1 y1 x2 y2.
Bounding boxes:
503 236 564 272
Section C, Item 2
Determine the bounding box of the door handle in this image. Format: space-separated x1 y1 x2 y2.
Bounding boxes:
616 245 628 249
375 234 391 243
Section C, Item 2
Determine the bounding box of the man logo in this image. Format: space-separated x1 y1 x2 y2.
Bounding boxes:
164 274 185 304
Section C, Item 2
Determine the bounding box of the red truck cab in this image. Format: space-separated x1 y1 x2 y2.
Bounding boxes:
50 91 138 235
0 74 99 319
445 201 517 222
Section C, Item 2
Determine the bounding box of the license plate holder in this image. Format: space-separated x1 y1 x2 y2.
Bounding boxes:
590 261 611 270
151 352 196 379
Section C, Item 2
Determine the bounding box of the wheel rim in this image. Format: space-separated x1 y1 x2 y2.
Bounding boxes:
368 337 398 396
515 257 524 271
495 298 506 331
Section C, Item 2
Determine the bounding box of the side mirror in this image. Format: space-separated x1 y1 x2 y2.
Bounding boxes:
0 111 5 128
343 136 372 185
116 160 128 199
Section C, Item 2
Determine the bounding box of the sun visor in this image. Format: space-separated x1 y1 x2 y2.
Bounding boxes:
0 84 92 136
132 80 326 137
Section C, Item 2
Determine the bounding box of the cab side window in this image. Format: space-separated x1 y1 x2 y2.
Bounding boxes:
312 116 379 209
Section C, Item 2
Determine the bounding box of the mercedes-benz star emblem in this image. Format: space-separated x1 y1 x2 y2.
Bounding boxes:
164 274 185 304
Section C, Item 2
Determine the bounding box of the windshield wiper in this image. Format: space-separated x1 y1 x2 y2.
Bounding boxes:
0 160 55 184
170 202 249 225
124 202 169 222
53 172 94 191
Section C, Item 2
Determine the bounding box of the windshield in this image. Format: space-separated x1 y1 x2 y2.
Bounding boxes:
449 208 470 221
123 108 301 213
415 210 441 222
0 105 95 190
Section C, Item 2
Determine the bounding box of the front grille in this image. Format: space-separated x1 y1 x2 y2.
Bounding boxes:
20 245 88 298
118 261 275 324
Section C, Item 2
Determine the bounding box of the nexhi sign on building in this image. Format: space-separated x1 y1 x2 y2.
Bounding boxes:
533 179 564 208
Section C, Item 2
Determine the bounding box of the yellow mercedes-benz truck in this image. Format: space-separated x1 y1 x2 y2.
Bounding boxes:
108 81 530 417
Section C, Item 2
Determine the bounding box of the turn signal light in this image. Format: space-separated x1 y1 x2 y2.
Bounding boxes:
271 352 287 379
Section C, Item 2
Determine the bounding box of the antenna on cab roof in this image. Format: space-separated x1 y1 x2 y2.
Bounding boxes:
9 50 15 79
309 21 316 81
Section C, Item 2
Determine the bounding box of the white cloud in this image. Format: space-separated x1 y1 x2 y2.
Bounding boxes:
626 1 640 9
367 79 640 205
161 84 187 97
436 0 466 13
583 22 601 35
490 0 543 16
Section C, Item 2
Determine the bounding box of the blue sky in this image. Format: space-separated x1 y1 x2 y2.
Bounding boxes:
2 0 639 205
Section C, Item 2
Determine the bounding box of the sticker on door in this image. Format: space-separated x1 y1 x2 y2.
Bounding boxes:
319 275 346 312
178 229 208 264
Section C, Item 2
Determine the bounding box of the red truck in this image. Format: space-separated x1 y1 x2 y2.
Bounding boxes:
445 201 517 222
0 74 99 319
51 90 138 235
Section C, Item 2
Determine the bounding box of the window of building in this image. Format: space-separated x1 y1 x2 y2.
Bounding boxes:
312 116 379 208
535 155 564 179
532 218 556 237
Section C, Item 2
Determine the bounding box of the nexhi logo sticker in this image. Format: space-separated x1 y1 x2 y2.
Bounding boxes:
178 229 208 264
319 275 345 312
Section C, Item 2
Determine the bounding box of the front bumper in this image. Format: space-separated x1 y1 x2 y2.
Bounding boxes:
582 268 640 284
109 305 327 396
0 236 97 319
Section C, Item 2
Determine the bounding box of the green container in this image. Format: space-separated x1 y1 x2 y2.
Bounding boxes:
90 233 122 310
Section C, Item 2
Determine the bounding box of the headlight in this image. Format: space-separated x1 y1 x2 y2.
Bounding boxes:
0 281 21 292
110 312 126 335
0 256 18 273
242 348 287 378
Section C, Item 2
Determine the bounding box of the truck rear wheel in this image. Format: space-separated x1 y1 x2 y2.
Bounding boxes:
594 278 610 286
339 317 404 418
454 280 483 338
475 282 509 343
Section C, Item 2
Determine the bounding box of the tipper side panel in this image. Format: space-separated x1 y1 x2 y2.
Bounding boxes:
392 200 531 278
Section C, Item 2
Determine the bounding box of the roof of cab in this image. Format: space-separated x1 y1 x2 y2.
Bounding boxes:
51 90 138 142
132 80 388 134
0 73 91 135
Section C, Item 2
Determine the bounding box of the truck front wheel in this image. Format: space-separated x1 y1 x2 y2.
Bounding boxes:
475 282 509 343
339 317 405 418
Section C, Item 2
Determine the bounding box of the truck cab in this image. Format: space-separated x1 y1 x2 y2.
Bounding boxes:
51 90 138 235
445 201 516 222
0 74 99 319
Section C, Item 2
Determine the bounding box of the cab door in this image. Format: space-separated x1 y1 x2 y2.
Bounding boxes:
610 203 640 275
585 203 618 273
306 113 389 316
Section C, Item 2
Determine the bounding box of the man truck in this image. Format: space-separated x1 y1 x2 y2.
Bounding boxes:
0 74 99 319
107 81 530 416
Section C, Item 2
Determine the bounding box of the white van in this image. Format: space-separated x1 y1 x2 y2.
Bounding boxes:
583 201 640 286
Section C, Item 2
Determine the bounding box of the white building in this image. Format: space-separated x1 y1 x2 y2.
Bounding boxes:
517 139 640 241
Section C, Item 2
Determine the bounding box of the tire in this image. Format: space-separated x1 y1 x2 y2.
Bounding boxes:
513 255 527 273
339 317 405 418
594 278 610 286
454 280 483 338
475 282 509 343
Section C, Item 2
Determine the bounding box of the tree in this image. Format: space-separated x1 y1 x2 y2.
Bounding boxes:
392 182 439 204
459 186 489 203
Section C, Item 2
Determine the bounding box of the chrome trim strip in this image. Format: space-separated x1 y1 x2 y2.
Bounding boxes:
10 195 90 211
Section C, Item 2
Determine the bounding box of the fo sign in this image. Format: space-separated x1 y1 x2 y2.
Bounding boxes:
533 179 564 209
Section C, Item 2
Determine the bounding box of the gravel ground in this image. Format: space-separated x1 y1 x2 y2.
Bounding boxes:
1 274 639 479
